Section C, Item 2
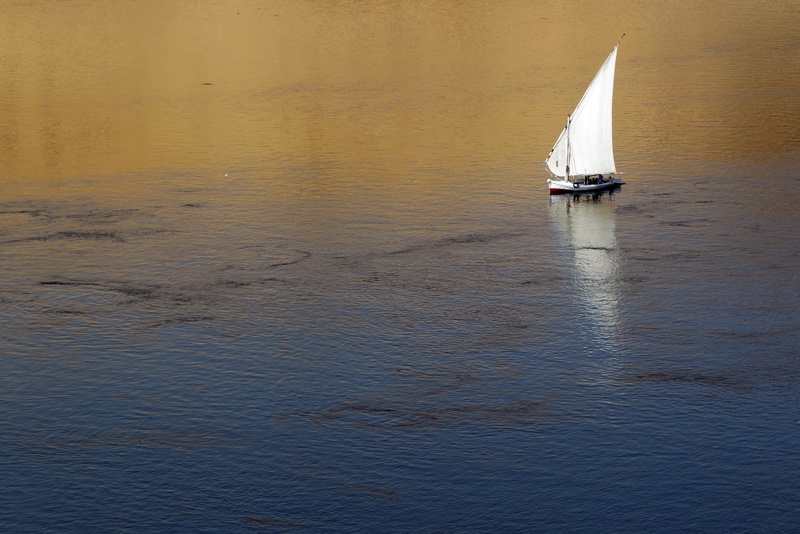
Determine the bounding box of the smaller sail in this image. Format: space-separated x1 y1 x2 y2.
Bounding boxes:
545 44 619 178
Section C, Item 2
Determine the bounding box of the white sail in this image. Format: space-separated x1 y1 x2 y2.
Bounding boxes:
545 44 619 178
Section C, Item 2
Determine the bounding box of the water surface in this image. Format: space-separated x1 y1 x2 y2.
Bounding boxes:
1 1 799 532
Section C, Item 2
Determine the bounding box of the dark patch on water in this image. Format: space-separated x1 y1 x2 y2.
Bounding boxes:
147 315 215 329
663 219 717 228
617 369 748 390
39 278 203 309
40 279 102 287
343 483 400 501
663 251 701 261
517 273 567 286
393 370 481 398
128 228 174 238
224 249 311 272
576 245 615 251
620 275 648 284
237 516 306 529
709 328 779 341
0 209 42 216
0 290 38 303
112 283 165 300
270 250 311 268
615 205 645 214
42 309 88 316
61 208 141 224
294 399 545 430
19 429 216 455
218 276 290 288
624 247 702 263
397 400 544 429
356 268 455 295
2 231 126 245
388 230 526 256
759 263 791 271
359 271 401 285
626 244 662 259
499 321 530 330
36 274 288 320
4 204 141 224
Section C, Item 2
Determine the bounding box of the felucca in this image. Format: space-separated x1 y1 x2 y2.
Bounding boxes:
545 35 626 194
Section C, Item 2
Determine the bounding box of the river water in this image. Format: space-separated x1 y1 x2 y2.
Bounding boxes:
1 1 798 532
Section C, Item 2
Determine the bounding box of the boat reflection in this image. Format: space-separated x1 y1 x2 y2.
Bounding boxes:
548 190 621 351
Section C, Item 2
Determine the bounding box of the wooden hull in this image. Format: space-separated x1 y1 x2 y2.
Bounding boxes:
548 178 624 195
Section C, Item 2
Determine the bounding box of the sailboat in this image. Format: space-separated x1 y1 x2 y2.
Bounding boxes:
545 35 626 194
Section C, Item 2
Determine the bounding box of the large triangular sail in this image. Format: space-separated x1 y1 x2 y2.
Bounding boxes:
545 43 619 179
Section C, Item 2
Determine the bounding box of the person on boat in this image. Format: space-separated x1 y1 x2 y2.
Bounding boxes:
598 174 604 184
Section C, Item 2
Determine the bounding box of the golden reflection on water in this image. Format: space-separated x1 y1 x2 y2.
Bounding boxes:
0 0 798 192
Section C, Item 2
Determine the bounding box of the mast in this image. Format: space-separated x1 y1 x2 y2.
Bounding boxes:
565 114 571 183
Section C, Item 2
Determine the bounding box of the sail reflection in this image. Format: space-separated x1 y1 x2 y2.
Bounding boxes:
549 191 621 350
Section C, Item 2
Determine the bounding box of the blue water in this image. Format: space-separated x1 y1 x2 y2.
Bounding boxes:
2 156 798 532
2 1 800 532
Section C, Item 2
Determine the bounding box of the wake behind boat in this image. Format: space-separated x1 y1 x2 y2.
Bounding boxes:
545 35 626 194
